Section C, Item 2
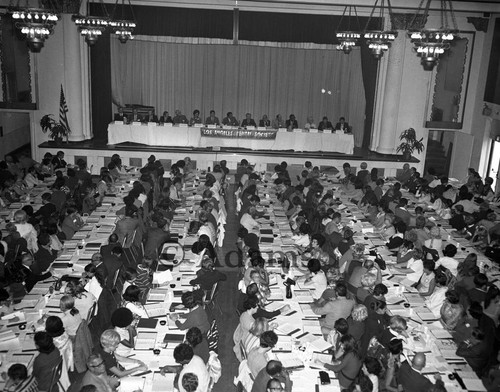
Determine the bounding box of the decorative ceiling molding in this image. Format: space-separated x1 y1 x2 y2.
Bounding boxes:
467 16 489 32
390 13 427 30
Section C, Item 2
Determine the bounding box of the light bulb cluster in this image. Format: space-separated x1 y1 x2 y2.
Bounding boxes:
110 20 136 43
336 32 361 54
364 30 398 59
408 28 457 70
72 15 111 46
10 8 58 53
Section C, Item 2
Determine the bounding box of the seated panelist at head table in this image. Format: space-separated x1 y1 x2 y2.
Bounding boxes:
259 114 270 127
241 113 257 128
222 111 239 126
159 111 173 123
113 107 129 123
304 116 316 130
318 116 333 131
205 110 220 126
173 109 188 125
285 114 298 131
189 109 203 126
271 114 286 129
335 117 350 132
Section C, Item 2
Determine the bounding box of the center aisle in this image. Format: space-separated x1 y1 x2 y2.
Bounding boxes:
213 184 241 390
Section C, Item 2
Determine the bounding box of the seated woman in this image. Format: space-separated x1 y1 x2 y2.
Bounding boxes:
386 221 406 251
302 233 331 268
189 257 227 292
122 285 149 319
233 296 260 362
32 332 62 392
417 260 436 297
59 295 83 337
45 316 74 378
324 335 363 390
423 226 443 261
379 213 396 239
61 207 85 241
170 291 210 335
297 259 327 300
425 273 448 317
111 308 136 357
242 317 270 356
13 210 38 253
99 329 147 377
470 225 490 252
191 234 217 261
196 210 216 244
64 281 97 322
440 289 464 330
356 273 378 304
394 248 424 284
3 363 38 392
186 327 210 364
347 304 368 342
292 222 311 250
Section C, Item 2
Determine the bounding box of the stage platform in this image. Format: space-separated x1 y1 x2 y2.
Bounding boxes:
38 139 419 179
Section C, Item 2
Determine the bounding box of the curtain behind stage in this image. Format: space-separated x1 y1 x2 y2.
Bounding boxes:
110 37 366 147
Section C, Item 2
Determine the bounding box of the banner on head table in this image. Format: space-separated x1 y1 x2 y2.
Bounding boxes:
200 127 277 139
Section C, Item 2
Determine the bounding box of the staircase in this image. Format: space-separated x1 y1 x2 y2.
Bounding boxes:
424 139 451 177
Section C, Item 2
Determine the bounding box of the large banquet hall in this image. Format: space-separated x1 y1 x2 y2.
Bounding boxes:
1 0 500 391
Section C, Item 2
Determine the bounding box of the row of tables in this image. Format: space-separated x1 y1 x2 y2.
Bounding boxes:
233 174 500 391
0 168 225 391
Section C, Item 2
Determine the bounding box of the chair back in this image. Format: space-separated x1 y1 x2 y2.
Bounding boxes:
48 358 64 392
206 282 218 303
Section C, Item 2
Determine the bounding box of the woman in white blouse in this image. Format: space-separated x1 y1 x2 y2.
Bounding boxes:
122 285 148 319
59 295 83 337
425 273 448 317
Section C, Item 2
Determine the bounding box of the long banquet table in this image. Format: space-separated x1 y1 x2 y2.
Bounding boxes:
107 123 355 154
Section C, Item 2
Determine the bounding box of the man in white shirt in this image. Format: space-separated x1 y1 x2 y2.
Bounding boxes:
435 244 459 276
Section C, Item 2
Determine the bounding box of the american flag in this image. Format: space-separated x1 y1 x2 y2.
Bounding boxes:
59 84 71 133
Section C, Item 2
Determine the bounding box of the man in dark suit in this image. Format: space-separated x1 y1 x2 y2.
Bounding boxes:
21 253 52 293
318 116 333 131
222 112 239 126
35 193 57 222
259 115 271 127
100 234 120 260
144 218 170 260
398 353 434 392
335 117 350 132
241 113 257 128
285 114 298 130
205 110 220 125
103 246 124 289
33 233 57 275
172 109 188 124
91 252 109 287
51 151 67 169
159 111 173 123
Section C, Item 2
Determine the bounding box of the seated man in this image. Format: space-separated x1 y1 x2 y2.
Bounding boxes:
205 110 220 125
241 113 257 128
252 361 292 392
335 116 350 132
222 111 239 126
271 114 286 129
172 109 188 124
285 114 298 130
82 354 120 392
398 353 436 392
159 111 173 123
259 114 271 127
318 116 333 131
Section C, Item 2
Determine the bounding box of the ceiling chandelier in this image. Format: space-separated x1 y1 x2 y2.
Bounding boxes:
335 6 361 54
72 1 110 47
8 1 59 53
408 0 459 71
110 0 137 44
364 0 398 59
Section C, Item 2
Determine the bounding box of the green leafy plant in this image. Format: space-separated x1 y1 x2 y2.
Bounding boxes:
40 114 70 142
396 127 424 158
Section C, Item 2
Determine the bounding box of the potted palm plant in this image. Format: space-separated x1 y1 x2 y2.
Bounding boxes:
40 114 70 145
396 127 424 160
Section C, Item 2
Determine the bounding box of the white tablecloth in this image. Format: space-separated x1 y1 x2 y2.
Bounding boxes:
107 123 355 154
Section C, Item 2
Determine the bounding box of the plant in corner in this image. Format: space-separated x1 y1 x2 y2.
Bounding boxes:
40 114 70 145
396 127 424 160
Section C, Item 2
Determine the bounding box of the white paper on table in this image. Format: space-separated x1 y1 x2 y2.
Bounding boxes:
119 377 145 392
152 372 174 392
310 337 333 352
153 270 173 285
